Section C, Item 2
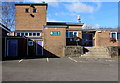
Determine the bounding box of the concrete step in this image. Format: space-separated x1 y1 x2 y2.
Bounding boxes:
85 52 109 55
81 54 110 58
81 56 111 58
82 54 109 56
85 47 107 49
87 49 107 52
82 47 110 58
84 47 108 52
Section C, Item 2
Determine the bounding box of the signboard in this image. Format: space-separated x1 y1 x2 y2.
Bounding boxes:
50 31 60 36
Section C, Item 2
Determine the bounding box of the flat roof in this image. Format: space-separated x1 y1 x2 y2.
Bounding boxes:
67 28 118 31
47 22 84 26
44 25 67 28
15 3 48 5
15 3 48 9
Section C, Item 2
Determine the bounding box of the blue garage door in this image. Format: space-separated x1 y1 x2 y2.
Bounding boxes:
7 40 18 57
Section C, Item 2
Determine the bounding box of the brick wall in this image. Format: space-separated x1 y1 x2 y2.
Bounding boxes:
44 27 66 57
95 30 120 47
64 46 83 57
106 46 120 57
15 4 47 30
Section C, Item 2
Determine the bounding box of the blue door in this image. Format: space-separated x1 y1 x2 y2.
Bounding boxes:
82 33 93 46
7 40 18 56
36 41 43 56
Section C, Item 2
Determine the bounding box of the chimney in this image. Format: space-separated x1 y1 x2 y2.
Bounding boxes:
77 15 81 23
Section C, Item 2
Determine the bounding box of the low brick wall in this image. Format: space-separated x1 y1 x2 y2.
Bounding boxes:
106 46 120 57
64 46 83 57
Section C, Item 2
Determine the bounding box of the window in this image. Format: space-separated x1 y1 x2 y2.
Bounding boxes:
37 33 40 36
33 33 36 36
111 33 116 39
74 32 77 37
28 41 33 46
21 33 24 36
111 32 120 40
29 33 32 36
16 32 41 37
25 33 28 36
17 33 20 36
66 31 78 38
69 32 73 38
117 32 120 40
33 8 37 13
25 8 29 13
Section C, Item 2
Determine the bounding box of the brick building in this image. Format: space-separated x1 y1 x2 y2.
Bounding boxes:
3 3 120 59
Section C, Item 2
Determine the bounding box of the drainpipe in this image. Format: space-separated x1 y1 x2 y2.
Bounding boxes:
4 37 6 57
27 38 28 56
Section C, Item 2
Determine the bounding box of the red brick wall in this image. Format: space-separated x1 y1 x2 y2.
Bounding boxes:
44 27 66 57
15 4 47 30
95 30 120 47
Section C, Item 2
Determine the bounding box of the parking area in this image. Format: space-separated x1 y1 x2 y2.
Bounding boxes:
2 57 118 81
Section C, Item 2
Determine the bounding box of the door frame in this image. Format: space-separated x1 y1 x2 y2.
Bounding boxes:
7 40 18 57
36 41 43 55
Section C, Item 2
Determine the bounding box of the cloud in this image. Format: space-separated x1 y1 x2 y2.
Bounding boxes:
47 18 60 22
65 2 102 13
65 2 94 13
48 2 59 7
24 0 59 7
23 0 101 10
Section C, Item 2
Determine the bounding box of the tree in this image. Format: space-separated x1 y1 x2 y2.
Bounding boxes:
1 2 15 30
82 24 101 29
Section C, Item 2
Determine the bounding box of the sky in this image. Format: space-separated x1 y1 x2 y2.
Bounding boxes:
1 0 119 29
47 2 118 28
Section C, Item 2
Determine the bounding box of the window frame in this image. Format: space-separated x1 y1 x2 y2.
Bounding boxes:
33 8 37 13
16 32 41 37
110 32 120 41
29 33 33 36
21 33 24 36
37 32 40 36
117 32 120 40
25 33 28 36
17 33 20 36
33 32 37 36
66 31 78 38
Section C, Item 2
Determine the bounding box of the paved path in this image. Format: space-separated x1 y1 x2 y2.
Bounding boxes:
2 58 118 81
